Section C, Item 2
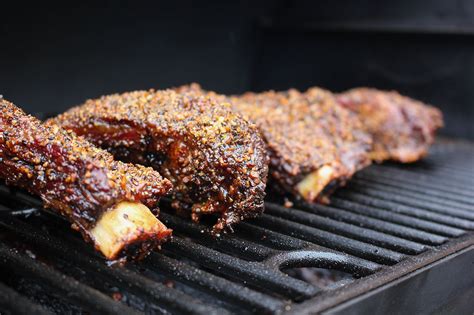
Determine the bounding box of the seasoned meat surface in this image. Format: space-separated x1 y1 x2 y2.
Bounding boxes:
177 84 372 203
336 88 443 163
0 99 173 260
52 89 269 233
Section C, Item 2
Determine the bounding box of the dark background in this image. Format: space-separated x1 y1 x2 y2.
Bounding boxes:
1 0 473 139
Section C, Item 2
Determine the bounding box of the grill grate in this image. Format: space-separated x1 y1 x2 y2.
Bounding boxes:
0 140 473 314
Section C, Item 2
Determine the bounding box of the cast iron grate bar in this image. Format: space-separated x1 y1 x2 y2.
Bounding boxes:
335 190 474 230
0 282 52 315
329 197 466 237
359 167 474 198
264 202 427 255
349 178 473 213
426 163 474 175
0 216 232 315
388 156 474 172
354 172 474 206
393 165 474 183
0 242 141 315
362 163 474 190
346 180 474 216
252 214 405 265
160 212 275 261
163 236 321 300
389 153 473 179
296 201 448 245
385 159 474 180
143 253 286 314
234 222 310 250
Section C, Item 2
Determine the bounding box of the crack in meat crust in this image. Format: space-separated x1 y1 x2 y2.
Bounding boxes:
336 88 444 163
0 99 172 259
176 84 372 203
51 89 269 233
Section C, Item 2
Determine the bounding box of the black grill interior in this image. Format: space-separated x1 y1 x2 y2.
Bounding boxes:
0 140 473 314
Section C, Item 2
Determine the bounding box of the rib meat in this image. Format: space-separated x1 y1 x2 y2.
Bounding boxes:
0 99 173 261
51 89 269 233
177 84 372 203
336 88 444 163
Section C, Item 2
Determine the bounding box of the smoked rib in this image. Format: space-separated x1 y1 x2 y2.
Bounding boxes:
176 84 372 203
52 89 269 233
336 88 443 163
0 98 173 261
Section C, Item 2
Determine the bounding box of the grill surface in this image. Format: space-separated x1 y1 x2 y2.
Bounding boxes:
0 139 473 314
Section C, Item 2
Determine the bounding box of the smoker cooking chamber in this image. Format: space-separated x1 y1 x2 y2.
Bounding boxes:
0 140 473 314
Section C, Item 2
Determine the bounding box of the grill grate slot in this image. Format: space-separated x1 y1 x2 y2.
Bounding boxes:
386 157 474 180
347 179 474 216
349 178 474 213
0 282 51 315
330 197 465 237
164 236 320 300
394 156 474 180
0 216 230 315
373 158 474 182
335 190 474 230
297 201 448 245
0 140 473 314
392 166 474 184
354 172 474 205
265 202 427 255
253 214 405 265
0 242 141 315
143 253 286 314
359 167 474 199
160 212 275 261
234 222 309 250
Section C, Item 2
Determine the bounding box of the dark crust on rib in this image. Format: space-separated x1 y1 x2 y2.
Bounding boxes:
176 84 372 203
336 88 444 163
52 89 269 233
0 99 172 241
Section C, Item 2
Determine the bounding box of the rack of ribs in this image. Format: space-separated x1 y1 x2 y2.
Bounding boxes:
51 89 269 233
0 99 173 261
176 84 372 203
335 88 444 163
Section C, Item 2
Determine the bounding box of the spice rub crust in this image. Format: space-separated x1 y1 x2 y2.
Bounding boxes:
0 99 173 260
177 84 372 203
52 89 269 233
